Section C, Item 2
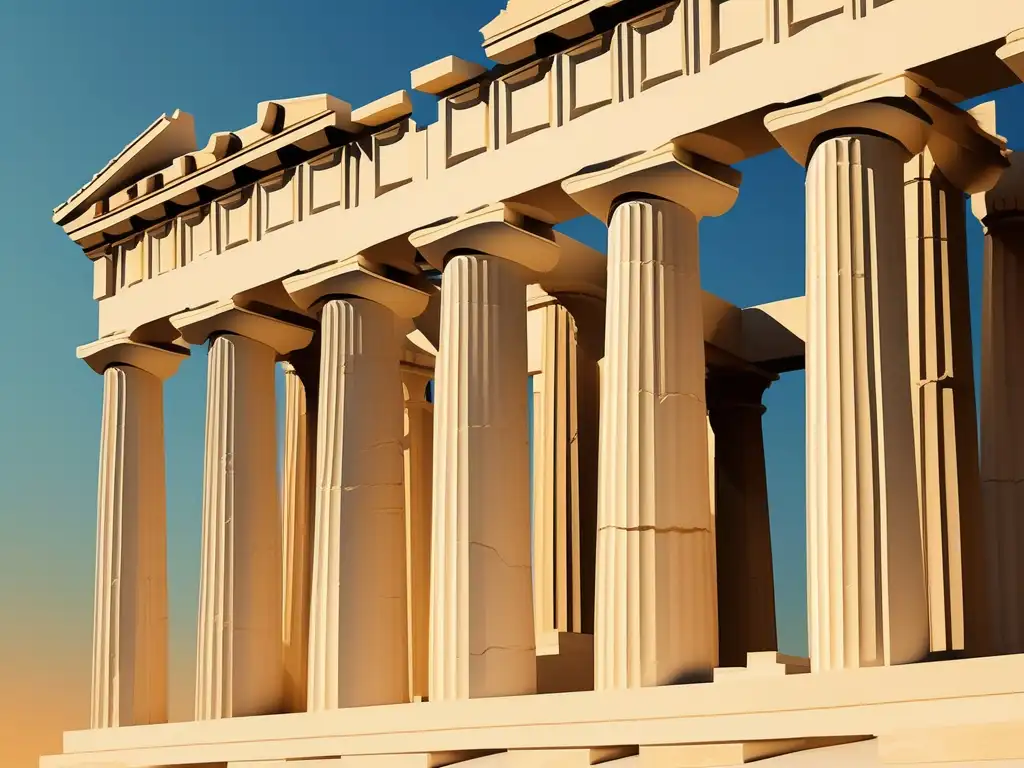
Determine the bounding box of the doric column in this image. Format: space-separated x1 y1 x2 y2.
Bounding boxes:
563 143 741 688
172 301 315 719
906 128 1005 657
280 342 319 713
707 368 778 669
402 365 434 702
529 288 603 642
77 336 188 729
972 153 1024 655
767 74 937 671
411 203 560 701
285 260 430 709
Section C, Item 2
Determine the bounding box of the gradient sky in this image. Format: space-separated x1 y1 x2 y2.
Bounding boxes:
1 3 1022 767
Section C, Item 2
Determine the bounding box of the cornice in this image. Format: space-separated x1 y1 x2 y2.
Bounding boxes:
481 0 624 64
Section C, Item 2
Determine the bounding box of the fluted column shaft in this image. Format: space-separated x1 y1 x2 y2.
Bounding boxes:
805 135 928 671
904 151 987 656
708 371 778 668
195 333 283 719
307 298 408 710
403 368 433 702
980 216 1024 655
281 355 318 713
91 364 169 728
595 197 717 689
532 294 602 641
430 252 536 701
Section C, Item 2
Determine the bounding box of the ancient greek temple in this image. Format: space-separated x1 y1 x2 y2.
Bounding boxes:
44 1 1024 766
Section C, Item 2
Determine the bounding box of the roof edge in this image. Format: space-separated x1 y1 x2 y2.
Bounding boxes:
53 110 197 226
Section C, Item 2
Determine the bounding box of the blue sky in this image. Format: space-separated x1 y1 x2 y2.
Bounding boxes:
1 1 1022 727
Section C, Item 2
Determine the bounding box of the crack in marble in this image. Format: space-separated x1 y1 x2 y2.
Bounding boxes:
599 525 710 534
915 373 955 387
629 388 707 403
469 645 536 657
324 483 403 492
470 540 531 570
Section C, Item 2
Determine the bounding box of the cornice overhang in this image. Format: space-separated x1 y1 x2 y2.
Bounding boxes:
481 0 624 65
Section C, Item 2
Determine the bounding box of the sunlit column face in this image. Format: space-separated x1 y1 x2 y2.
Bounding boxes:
306 298 409 710
429 252 536 702
92 364 169 729
804 135 927 671
195 333 283 720
594 197 716 689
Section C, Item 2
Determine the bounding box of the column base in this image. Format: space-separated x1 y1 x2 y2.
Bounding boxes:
713 652 810 682
536 632 594 694
44 655 1024 768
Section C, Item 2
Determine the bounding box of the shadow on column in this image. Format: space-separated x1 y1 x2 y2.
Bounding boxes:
708 367 779 669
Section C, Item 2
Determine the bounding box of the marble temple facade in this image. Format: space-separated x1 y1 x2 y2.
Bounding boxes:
48 2 1024 766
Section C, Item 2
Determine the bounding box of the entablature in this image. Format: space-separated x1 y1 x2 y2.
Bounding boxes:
63 0 1023 263
57 0 1024 351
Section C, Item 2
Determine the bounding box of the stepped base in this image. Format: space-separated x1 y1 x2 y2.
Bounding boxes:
40 654 1024 768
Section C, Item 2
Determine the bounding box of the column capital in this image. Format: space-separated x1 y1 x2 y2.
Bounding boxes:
409 202 559 274
560 142 741 224
400 363 432 403
766 74 1006 192
284 331 322 388
998 29 1024 82
527 284 604 309
527 283 561 311
917 97 1008 195
706 366 776 415
283 257 430 319
766 73 936 169
77 335 189 380
171 299 315 355
972 151 1024 230
527 287 606 364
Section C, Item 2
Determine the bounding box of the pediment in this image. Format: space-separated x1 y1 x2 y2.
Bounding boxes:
53 109 197 226
55 94 356 248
